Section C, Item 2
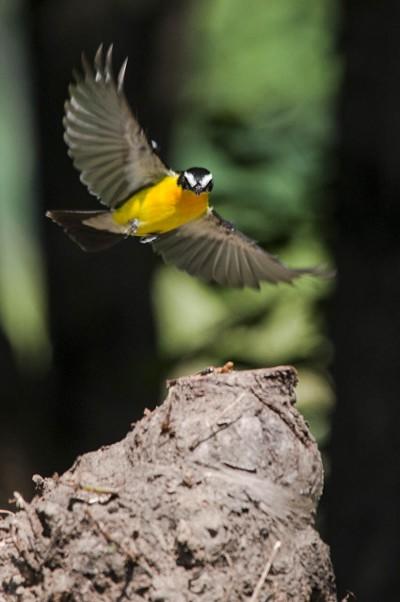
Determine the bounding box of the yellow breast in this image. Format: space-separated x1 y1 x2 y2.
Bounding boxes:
112 175 209 236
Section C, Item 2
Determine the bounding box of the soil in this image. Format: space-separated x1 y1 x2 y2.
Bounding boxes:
0 366 336 601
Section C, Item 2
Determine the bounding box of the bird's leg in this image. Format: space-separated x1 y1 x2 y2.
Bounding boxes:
125 218 139 238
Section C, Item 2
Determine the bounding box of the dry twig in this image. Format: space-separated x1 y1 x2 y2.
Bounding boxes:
250 540 282 602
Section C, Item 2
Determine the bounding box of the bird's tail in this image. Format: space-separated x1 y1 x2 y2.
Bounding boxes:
46 210 125 252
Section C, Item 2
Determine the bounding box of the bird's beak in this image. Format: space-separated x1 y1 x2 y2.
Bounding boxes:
194 186 203 196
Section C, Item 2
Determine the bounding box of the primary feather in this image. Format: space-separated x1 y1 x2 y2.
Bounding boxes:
153 210 328 289
64 44 169 207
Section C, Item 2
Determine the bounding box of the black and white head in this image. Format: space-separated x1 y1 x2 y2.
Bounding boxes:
178 167 214 196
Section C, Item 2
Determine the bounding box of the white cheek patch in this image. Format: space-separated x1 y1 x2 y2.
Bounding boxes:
184 171 197 188
200 173 213 188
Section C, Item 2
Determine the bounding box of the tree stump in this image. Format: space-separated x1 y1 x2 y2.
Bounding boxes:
0 366 336 601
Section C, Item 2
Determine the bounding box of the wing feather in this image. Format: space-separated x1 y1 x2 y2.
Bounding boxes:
239 250 260 289
64 45 169 207
212 241 227 285
152 210 328 289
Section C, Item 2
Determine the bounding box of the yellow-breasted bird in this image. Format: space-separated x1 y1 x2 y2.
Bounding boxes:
47 45 327 289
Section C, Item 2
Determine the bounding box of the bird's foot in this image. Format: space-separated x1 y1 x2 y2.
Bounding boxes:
125 219 139 238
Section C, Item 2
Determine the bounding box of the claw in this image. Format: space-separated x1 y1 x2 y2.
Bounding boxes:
124 218 139 238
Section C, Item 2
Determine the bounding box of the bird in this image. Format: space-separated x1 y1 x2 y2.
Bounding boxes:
46 45 328 290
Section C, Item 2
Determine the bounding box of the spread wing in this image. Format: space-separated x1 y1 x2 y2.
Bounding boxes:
64 44 170 208
152 210 326 289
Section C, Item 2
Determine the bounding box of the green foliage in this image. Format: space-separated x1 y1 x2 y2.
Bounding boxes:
172 0 338 232
154 0 338 443
0 3 50 371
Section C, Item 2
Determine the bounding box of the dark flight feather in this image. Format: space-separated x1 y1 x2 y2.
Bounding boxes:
153 210 329 289
64 44 169 208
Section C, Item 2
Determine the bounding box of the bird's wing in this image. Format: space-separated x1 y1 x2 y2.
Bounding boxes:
64 45 170 208
152 210 326 289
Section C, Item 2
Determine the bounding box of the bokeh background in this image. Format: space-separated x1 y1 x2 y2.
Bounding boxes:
1 1 399 600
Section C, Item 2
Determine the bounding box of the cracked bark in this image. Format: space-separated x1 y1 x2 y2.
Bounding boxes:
0 367 336 601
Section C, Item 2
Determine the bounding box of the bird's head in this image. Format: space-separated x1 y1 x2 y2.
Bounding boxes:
178 167 213 196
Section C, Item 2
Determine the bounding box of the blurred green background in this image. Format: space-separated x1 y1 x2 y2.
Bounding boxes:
155 0 337 447
0 0 336 448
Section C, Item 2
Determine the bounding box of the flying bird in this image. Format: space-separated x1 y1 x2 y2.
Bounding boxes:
46 45 327 289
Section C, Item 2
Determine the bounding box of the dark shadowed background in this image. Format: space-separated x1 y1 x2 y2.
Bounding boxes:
0 0 399 600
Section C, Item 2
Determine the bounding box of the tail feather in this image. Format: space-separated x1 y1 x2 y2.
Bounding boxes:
46 210 125 252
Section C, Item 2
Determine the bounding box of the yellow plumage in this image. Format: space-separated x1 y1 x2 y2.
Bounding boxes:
112 175 209 236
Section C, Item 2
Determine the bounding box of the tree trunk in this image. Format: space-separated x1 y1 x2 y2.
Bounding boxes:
0 366 336 601
0 0 186 503
326 2 400 600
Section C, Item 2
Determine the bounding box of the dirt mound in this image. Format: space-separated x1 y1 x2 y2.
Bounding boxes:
0 367 336 601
